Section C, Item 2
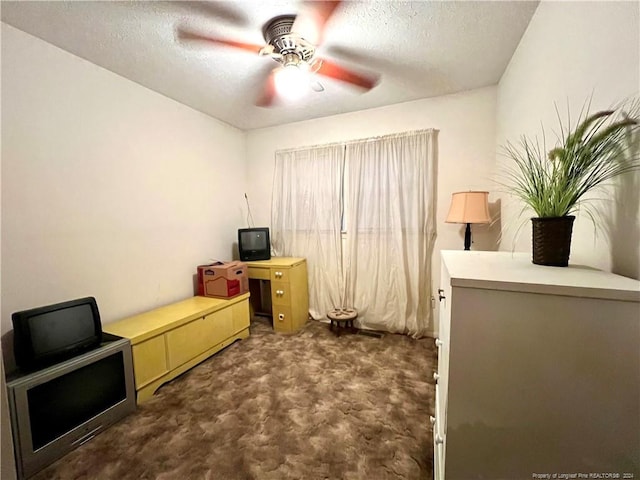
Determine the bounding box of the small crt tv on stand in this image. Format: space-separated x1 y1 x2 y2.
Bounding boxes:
238 227 271 261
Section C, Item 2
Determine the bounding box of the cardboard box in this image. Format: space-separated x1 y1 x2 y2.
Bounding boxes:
197 261 248 299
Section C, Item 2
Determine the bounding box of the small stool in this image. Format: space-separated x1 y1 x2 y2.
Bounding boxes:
327 308 358 337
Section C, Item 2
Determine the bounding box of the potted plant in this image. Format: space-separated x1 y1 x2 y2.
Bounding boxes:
502 100 640 266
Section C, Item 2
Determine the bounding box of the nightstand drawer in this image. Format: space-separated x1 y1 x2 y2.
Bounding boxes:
271 268 290 283
272 305 292 333
271 281 291 306
248 266 270 280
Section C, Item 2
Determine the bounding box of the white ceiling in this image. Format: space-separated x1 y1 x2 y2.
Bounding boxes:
1 1 539 130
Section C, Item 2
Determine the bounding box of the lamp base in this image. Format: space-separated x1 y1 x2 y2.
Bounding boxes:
464 223 472 250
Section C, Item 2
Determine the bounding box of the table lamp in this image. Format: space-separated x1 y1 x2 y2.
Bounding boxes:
446 191 491 250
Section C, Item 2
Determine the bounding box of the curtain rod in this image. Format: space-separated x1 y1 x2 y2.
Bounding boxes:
275 128 439 155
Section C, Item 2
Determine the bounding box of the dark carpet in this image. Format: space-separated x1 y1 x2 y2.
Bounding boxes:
33 317 437 480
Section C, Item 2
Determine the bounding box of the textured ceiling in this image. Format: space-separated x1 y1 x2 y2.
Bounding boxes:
1 1 539 130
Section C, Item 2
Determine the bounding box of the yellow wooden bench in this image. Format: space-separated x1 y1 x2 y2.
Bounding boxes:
104 294 250 403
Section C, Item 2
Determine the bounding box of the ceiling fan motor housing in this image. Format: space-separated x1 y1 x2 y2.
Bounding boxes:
262 15 315 63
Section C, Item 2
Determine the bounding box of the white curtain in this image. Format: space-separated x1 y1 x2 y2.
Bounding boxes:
271 130 438 336
344 130 438 337
271 145 345 319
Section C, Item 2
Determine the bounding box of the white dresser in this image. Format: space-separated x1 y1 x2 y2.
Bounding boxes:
434 250 640 480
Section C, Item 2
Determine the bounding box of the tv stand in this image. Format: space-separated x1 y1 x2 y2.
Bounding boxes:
6 335 136 480
245 257 309 333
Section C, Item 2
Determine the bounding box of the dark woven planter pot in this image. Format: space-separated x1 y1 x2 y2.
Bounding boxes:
531 216 575 267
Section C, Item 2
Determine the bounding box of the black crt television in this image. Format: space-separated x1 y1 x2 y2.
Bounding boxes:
238 227 271 261
12 297 102 371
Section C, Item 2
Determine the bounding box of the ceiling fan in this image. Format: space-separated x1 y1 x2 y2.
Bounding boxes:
175 1 380 107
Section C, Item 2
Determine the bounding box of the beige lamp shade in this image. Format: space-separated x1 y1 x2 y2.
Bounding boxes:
446 191 491 224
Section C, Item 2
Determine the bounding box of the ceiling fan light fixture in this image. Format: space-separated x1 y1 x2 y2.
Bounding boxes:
275 63 308 100
176 3 380 108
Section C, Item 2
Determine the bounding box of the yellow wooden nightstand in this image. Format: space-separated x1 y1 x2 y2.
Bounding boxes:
245 257 309 333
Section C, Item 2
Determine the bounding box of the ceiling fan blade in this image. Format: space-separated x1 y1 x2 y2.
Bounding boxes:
308 58 323 74
256 69 278 107
292 1 342 45
315 58 380 90
175 27 264 54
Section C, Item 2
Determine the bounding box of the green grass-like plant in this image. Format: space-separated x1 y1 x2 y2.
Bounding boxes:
502 99 640 218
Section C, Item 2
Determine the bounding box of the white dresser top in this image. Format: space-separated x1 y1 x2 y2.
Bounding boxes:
441 250 640 302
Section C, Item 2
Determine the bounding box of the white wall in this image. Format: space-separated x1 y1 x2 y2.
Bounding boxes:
1 24 247 367
0 31 17 476
496 1 640 278
1 358 17 480
245 86 499 334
